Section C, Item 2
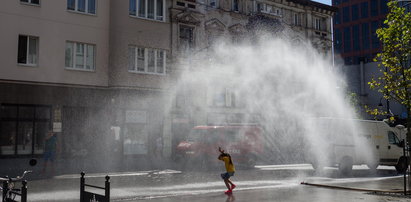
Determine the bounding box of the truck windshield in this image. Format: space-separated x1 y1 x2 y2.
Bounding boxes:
187 129 220 143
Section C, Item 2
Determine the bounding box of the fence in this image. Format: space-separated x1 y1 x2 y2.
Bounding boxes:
80 172 110 202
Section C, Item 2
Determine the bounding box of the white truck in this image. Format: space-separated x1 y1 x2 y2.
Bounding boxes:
305 117 408 174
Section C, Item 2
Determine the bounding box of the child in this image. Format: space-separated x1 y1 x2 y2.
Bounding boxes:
218 147 236 194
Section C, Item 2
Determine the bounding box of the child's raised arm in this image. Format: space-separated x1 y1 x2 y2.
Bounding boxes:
218 147 225 154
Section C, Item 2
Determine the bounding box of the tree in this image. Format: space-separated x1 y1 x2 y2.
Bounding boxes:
369 0 411 146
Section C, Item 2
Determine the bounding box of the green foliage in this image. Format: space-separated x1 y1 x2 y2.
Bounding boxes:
369 0 411 113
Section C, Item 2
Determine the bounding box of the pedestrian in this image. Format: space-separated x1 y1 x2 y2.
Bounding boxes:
43 130 57 174
218 147 236 194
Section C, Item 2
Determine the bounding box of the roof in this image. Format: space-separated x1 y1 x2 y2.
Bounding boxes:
286 0 338 12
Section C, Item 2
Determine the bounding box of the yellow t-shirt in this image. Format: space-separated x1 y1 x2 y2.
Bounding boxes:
222 156 235 172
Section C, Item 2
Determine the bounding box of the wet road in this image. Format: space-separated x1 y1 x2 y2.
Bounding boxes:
23 164 410 201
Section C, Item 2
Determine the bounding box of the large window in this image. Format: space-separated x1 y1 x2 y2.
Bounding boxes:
232 0 239 12
351 4 359 21
371 21 379 49
314 17 323 31
211 88 237 108
370 0 378 17
361 2 369 19
209 0 218 8
293 13 301 26
361 23 370 50
380 0 388 14
334 9 340 25
129 0 164 21
179 25 194 52
334 29 342 53
67 0 96 14
342 6 350 23
65 41 96 71
128 46 166 75
0 104 51 156
17 35 38 66
343 27 351 53
124 110 147 155
352 25 360 51
20 0 40 5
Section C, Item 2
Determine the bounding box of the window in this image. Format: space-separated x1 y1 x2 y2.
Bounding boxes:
129 0 164 21
380 0 388 14
67 0 96 14
361 23 370 50
65 41 95 71
352 25 360 51
232 0 239 12
314 17 322 30
179 25 194 52
361 2 368 19
124 110 148 155
370 0 378 17
371 21 379 49
343 27 351 53
334 9 340 25
256 3 281 16
342 6 350 23
0 104 51 156
128 46 166 75
293 13 301 26
17 35 38 66
20 0 40 5
334 29 342 53
388 131 400 145
351 4 359 21
211 88 237 107
209 0 217 8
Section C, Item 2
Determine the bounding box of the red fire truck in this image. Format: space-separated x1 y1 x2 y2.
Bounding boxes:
176 124 264 169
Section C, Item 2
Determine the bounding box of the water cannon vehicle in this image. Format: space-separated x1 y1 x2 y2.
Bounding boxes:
176 124 264 169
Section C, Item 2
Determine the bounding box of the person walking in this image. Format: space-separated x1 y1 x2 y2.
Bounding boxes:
43 130 57 175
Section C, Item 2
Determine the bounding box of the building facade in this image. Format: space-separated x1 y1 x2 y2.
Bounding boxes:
0 0 334 173
333 0 389 65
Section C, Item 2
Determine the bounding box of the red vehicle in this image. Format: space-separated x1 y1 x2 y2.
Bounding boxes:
176 124 264 169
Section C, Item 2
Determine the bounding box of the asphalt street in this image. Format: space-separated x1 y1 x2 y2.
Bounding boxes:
9 164 411 201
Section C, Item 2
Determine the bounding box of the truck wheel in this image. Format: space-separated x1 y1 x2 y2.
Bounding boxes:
395 157 409 174
367 161 378 171
339 156 353 175
310 159 324 172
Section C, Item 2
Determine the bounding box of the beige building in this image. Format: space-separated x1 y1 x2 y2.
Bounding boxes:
0 0 335 173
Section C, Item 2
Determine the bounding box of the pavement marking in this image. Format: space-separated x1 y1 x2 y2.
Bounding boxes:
53 169 182 179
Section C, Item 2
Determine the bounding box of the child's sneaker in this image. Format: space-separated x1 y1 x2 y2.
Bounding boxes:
231 184 236 190
224 189 232 194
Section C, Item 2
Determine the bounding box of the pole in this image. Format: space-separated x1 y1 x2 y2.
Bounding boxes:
21 180 27 202
80 172 85 202
2 179 8 202
404 140 407 195
105 175 110 202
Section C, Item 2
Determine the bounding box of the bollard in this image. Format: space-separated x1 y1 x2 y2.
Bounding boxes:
2 179 8 202
105 175 110 200
80 172 85 201
21 180 27 202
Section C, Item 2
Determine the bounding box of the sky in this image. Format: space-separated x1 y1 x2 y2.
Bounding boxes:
313 0 332 5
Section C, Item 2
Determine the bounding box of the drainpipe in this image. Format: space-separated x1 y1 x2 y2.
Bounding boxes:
359 58 365 96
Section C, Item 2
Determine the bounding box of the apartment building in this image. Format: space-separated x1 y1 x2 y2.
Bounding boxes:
0 0 335 173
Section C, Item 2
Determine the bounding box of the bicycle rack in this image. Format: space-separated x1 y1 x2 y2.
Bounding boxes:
80 172 110 202
2 180 27 202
